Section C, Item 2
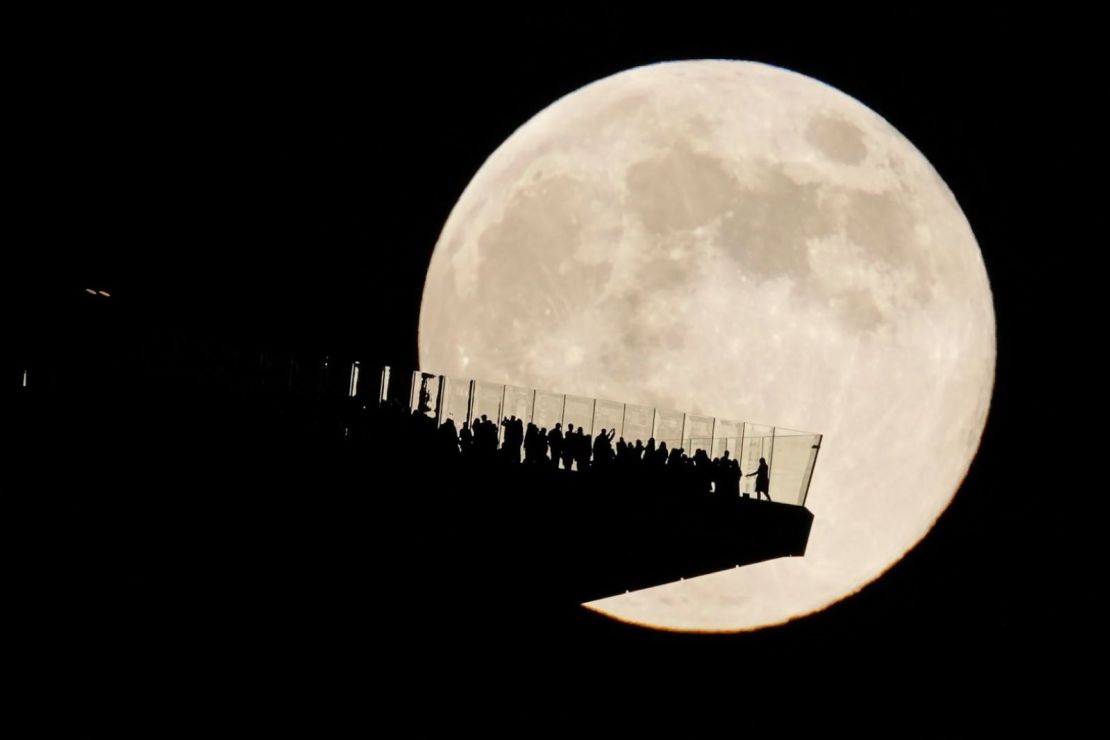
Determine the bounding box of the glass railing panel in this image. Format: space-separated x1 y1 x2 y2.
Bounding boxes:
562 394 595 437
436 375 471 427
501 384 534 426
653 408 685 454
383 367 824 507
593 399 625 443
800 434 822 507
712 419 743 461
470 380 505 428
621 404 655 447
740 422 774 500
531 390 565 434
767 429 820 506
683 413 714 457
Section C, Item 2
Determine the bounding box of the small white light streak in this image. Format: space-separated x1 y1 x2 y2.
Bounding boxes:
349 362 361 397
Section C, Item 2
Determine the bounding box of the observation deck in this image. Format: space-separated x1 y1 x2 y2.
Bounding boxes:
348 366 823 604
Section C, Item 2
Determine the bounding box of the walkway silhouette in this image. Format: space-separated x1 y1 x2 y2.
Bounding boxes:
13 352 816 673
342 399 812 604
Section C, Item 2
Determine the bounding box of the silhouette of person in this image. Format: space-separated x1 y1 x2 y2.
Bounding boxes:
501 415 523 463
592 428 616 466
476 414 498 457
561 424 576 471
575 429 593 472
746 457 771 501
548 422 563 467
693 448 712 493
653 440 668 469
417 374 434 415
524 422 539 463
438 418 460 458
726 457 741 497
459 421 473 456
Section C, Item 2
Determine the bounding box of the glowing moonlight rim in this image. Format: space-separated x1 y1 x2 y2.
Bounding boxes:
417 59 997 633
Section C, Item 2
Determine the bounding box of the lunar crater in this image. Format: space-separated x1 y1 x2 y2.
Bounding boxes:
806 115 869 165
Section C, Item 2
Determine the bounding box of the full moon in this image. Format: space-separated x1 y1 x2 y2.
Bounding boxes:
418 60 995 631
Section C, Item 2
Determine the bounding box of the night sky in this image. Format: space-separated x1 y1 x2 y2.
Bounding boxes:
10 11 1093 710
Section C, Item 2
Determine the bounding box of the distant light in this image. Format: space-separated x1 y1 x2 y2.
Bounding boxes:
97 290 111 298
22 370 28 387
85 289 97 295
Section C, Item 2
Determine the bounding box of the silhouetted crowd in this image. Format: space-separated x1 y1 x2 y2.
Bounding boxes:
368 401 773 501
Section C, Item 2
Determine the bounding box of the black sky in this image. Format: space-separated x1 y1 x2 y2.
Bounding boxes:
10 11 1094 700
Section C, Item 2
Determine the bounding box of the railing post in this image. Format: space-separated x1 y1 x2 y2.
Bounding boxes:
378 366 390 406
467 380 477 427
348 361 360 398
769 426 776 471
738 422 746 496
497 384 506 446
435 375 447 427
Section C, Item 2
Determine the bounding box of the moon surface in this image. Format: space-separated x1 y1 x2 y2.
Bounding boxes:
418 60 995 631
